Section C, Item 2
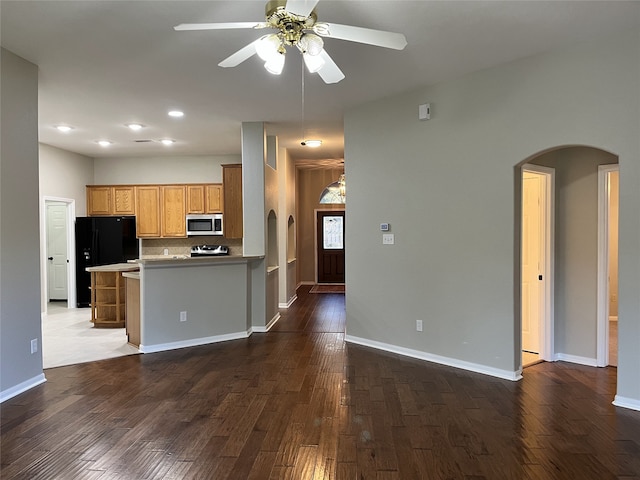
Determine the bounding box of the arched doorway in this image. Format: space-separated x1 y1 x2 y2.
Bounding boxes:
516 146 619 370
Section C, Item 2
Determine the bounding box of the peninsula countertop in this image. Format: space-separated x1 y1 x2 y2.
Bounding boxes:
85 263 140 273
133 255 264 267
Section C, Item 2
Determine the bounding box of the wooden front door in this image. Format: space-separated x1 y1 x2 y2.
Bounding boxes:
317 211 345 284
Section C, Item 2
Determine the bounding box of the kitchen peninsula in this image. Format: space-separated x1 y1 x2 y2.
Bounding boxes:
86 263 140 328
131 254 263 353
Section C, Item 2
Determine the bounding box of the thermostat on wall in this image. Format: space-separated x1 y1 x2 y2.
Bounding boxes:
380 223 390 231
419 103 431 121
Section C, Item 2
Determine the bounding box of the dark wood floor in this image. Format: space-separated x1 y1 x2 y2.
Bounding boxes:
2 286 640 479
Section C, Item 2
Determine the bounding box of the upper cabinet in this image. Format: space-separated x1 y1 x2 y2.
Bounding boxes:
205 184 223 213
87 186 112 216
112 186 136 215
222 164 243 239
186 185 205 214
135 186 161 238
161 185 186 237
87 185 135 216
87 179 231 239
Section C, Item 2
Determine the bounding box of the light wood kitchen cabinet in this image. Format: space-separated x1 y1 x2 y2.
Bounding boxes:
187 185 205 214
135 186 161 238
222 164 243 239
161 185 187 237
87 185 136 216
112 186 136 215
205 184 223 213
87 186 112 215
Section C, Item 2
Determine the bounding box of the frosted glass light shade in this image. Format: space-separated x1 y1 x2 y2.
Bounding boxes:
256 34 281 61
264 53 285 74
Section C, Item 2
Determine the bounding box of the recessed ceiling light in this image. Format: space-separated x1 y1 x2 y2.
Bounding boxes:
160 139 175 146
126 123 144 131
55 125 73 133
96 140 112 147
301 139 322 147
168 110 184 118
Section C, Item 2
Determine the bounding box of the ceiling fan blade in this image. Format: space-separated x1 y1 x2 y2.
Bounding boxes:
218 39 260 68
174 22 265 31
316 50 345 84
314 22 407 50
285 0 320 17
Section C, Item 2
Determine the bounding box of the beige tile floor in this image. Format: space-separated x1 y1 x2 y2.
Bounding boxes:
42 302 139 369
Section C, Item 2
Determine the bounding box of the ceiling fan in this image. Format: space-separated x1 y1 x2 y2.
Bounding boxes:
174 0 407 84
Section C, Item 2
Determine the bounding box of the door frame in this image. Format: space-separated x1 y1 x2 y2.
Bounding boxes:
596 164 619 367
40 196 76 312
521 164 555 363
314 208 345 284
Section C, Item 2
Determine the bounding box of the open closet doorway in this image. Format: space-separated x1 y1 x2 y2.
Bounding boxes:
521 164 554 368
597 165 619 367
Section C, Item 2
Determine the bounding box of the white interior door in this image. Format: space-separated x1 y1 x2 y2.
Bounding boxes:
47 203 68 301
522 171 543 353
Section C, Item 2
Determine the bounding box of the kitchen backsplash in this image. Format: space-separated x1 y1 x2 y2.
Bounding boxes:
141 237 243 257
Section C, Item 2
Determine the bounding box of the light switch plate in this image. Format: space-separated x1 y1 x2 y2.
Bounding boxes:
383 234 395 245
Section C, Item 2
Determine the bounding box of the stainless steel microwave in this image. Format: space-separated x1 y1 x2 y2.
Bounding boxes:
186 214 223 236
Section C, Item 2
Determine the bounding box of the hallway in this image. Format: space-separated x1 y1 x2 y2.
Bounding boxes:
2 286 639 479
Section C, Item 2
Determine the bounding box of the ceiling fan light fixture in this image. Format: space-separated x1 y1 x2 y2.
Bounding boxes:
298 33 324 56
264 51 285 74
303 52 325 73
256 34 282 62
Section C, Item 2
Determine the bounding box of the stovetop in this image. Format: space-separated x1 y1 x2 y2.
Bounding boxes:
190 245 229 257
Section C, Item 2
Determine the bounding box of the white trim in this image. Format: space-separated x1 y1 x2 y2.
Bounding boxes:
597 164 619 367
139 330 251 354
521 164 555 363
298 281 315 287
613 395 640 412
345 335 522 381
555 353 598 367
0 374 47 403
279 294 297 309
253 312 280 332
41 197 76 311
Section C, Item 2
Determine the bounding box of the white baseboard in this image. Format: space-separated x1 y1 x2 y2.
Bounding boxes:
279 294 297 309
0 373 47 403
253 313 280 333
613 395 640 412
345 335 522 381
554 353 598 367
298 281 315 288
139 331 250 354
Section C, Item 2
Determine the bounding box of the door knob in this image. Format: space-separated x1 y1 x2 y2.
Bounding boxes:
48 257 54 261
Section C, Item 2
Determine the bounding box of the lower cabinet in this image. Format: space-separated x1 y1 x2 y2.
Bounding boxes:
89 270 126 328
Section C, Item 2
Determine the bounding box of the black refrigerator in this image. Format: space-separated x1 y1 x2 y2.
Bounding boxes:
75 216 138 307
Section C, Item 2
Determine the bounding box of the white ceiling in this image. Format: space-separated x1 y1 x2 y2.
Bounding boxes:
2 1 639 162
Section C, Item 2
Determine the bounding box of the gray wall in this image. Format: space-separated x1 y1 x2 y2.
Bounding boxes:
39 144 94 216
141 261 249 349
530 147 618 360
344 27 640 401
94 155 239 184
0 49 44 399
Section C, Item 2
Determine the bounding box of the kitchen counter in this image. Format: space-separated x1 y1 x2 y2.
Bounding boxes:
134 254 265 353
134 255 263 267
86 263 140 273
